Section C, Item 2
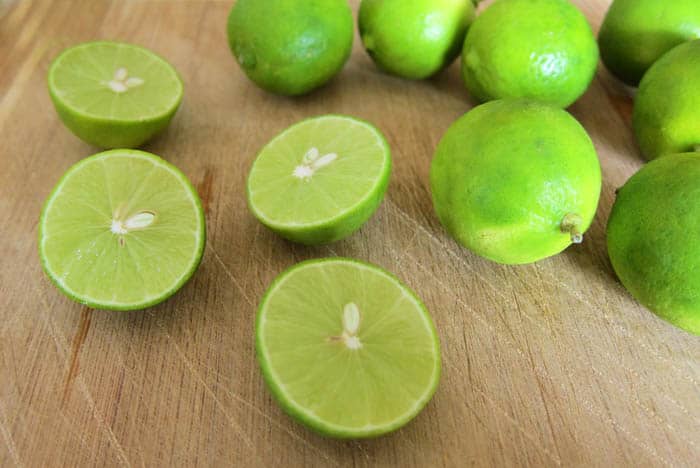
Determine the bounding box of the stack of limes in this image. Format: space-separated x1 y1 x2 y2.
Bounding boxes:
596 0 700 336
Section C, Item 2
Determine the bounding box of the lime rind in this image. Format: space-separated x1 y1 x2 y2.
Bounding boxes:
256 258 441 438
246 115 392 244
38 150 206 311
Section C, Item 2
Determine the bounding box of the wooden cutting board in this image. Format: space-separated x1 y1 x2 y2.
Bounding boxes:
1 0 698 466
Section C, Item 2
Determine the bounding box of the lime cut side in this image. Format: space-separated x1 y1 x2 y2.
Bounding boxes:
256 258 441 438
39 150 205 310
48 41 183 148
247 115 391 245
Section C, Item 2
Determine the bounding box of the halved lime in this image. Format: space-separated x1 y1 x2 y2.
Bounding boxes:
256 258 441 438
246 115 391 245
38 150 205 311
48 41 183 149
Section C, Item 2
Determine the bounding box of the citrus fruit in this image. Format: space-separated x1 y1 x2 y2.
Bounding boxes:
607 153 700 335
461 0 598 108
39 150 205 311
358 0 476 79
227 0 353 96
599 0 700 87
430 99 601 264
246 115 391 245
48 41 183 149
633 40 700 160
256 257 441 438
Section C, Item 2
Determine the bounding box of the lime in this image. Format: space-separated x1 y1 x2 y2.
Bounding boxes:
48 41 183 149
633 40 700 160
39 150 205 311
461 0 598 108
247 115 391 245
256 258 441 438
358 0 476 79
599 0 700 87
227 0 353 96
607 153 700 335
430 99 601 264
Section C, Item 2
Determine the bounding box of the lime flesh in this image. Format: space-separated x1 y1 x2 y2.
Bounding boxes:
256 258 441 438
607 153 700 336
430 99 601 264
227 0 353 96
48 41 183 149
599 0 700 87
39 150 205 310
461 0 598 108
633 40 700 160
247 115 391 245
358 0 475 79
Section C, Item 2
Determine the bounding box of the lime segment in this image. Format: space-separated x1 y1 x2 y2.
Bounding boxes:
39 150 205 310
247 115 391 245
48 41 183 148
256 258 441 438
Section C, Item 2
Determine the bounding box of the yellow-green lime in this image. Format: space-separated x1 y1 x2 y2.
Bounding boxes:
39 150 205 310
358 0 476 79
48 41 183 149
599 0 700 86
256 258 441 438
633 40 700 160
461 0 598 108
607 153 700 335
247 115 391 245
227 0 353 96
430 99 601 264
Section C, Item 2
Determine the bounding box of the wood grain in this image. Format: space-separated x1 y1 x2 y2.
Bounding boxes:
1 1 698 466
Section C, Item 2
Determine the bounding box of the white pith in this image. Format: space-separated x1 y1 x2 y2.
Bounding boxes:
111 211 156 235
338 302 362 350
105 67 144 94
292 147 338 181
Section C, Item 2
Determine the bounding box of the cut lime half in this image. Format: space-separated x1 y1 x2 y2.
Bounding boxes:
39 150 205 310
256 258 441 438
246 115 391 245
48 41 183 149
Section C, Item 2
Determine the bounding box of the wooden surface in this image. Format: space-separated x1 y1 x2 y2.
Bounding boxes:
1 0 699 466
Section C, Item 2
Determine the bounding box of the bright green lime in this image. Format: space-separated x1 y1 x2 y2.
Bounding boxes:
607 153 700 336
256 257 441 438
633 40 700 160
599 0 700 87
48 41 183 149
358 0 475 79
227 0 353 96
39 150 205 310
461 0 598 108
247 115 391 245
430 99 601 264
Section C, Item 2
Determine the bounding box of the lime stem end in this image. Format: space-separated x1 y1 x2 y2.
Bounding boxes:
561 213 584 244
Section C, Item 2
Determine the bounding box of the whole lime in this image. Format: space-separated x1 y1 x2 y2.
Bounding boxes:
607 153 700 335
358 0 475 79
430 99 601 264
461 0 598 108
633 40 700 160
599 0 700 87
227 0 353 96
